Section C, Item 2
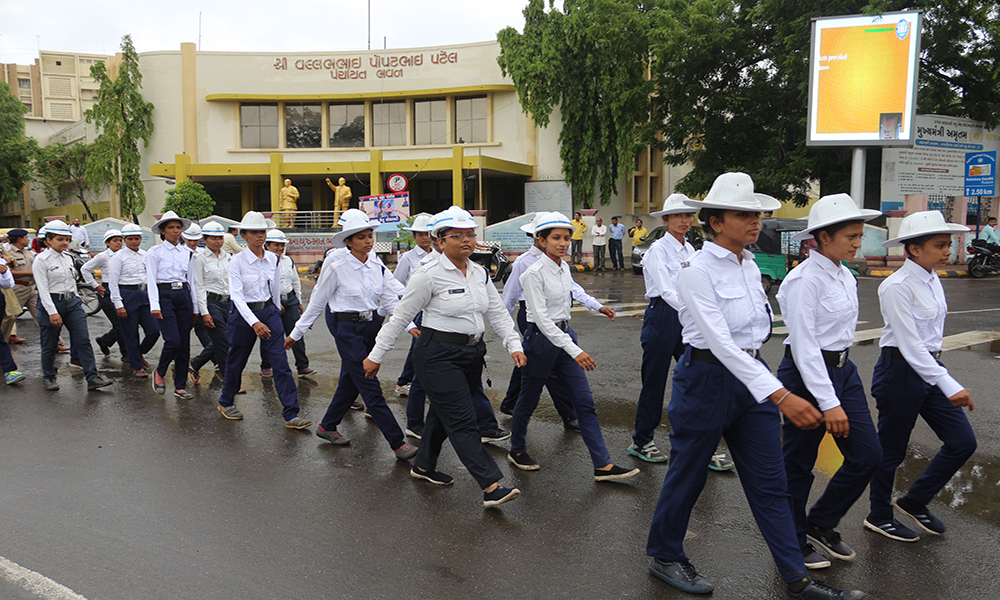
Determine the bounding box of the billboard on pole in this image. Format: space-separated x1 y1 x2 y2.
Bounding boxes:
807 11 921 147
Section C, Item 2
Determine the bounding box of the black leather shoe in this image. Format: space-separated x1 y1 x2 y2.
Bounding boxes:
563 419 581 431
649 558 713 594
787 579 866 600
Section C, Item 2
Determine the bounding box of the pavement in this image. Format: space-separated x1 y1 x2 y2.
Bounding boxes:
1 271 999 599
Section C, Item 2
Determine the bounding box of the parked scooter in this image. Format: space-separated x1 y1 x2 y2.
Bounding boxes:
966 238 1000 278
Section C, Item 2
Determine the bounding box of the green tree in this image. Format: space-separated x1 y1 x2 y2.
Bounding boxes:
85 34 155 222
34 142 99 221
498 0 654 207
162 180 215 221
648 0 1000 205
0 82 37 208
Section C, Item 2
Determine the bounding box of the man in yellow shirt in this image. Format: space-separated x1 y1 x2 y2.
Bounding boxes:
629 219 648 246
570 211 586 264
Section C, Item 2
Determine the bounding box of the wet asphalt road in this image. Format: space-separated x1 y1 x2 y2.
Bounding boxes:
1 270 999 600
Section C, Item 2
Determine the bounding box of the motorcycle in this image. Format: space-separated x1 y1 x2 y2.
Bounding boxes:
68 246 103 316
966 238 1000 278
470 243 512 284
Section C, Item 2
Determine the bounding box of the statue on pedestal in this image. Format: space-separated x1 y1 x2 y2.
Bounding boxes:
326 177 353 214
279 179 300 227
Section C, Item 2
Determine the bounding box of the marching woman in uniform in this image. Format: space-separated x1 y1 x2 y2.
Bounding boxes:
364 206 525 508
146 211 198 399
865 211 976 542
392 213 434 398
259 229 316 378
108 224 160 378
286 209 416 459
645 173 865 600
628 194 733 470
81 229 127 358
508 211 638 482
776 195 883 568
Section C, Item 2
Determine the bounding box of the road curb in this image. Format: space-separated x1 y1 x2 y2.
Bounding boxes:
868 268 968 278
569 263 593 272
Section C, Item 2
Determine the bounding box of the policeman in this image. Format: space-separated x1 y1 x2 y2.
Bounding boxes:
865 211 976 542
364 207 524 508
777 195 883 568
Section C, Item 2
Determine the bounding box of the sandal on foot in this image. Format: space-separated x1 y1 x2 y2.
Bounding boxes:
217 404 243 420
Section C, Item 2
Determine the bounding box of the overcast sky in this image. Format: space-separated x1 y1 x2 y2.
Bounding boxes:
0 0 540 65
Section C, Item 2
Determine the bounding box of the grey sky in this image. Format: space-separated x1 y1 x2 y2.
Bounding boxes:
0 0 536 65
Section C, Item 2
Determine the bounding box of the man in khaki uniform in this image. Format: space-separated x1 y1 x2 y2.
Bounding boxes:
7 230 35 345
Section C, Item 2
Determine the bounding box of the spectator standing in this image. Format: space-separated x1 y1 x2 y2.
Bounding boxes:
222 225 245 255
68 218 89 248
570 211 586 264
591 217 607 271
608 216 626 270
629 219 648 247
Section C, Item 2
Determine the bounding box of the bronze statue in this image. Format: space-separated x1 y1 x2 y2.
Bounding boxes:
279 179 300 227
326 177 352 214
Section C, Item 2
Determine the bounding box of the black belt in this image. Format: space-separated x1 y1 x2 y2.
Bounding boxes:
423 328 482 346
247 301 270 311
281 291 297 301
690 347 758 365
157 282 189 291
883 346 942 361
518 300 526 310
335 311 373 322
119 284 146 291
207 292 230 303
653 297 668 307
50 292 75 301
784 346 850 368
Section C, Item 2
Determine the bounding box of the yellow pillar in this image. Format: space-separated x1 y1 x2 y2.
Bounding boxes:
369 149 383 196
452 145 464 207
174 153 192 184
180 43 198 163
269 153 284 213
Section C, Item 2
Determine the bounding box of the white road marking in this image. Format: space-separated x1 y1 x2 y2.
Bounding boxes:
0 555 89 600
941 330 1000 351
947 307 1000 315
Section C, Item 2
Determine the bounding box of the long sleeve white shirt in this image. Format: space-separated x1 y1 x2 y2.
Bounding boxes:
145 240 197 311
228 248 281 327
290 251 400 342
502 245 603 316
278 255 301 297
677 241 782 402
107 247 147 309
591 225 608 246
0 258 13 289
32 248 78 314
776 252 858 411
394 246 429 286
521 255 603 358
69 224 89 247
193 250 231 314
878 258 963 398
368 252 522 364
642 233 696 311
81 249 115 289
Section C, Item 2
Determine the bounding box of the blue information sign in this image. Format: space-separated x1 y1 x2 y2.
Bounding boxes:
965 151 996 197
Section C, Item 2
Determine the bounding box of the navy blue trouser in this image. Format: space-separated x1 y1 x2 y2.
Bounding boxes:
119 288 160 370
633 299 685 447
323 312 404 450
778 357 881 544
511 324 611 468
192 312 215 367
412 334 503 488
95 292 126 356
260 294 309 372
609 239 624 269
37 295 99 381
191 299 230 372
154 288 193 391
396 312 421 386
0 293 17 373
220 303 300 421
868 349 977 520
647 348 807 584
499 304 578 423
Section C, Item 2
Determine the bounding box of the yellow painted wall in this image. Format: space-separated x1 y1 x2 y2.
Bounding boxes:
772 197 818 220
32 201 112 225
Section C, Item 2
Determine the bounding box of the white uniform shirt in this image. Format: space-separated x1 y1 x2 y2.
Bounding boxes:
32 248 78 315
501 245 603 315
642 233 696 311
0 258 14 289
591 224 608 246
776 252 858 411
145 241 197 311
278 255 301 297
290 250 402 342
521 255 603 358
107 247 148 309
193 250 231 314
394 246 429 286
81 248 116 289
878 258 963 398
677 241 782 402
228 248 281 327
368 252 523 364
69 224 89 247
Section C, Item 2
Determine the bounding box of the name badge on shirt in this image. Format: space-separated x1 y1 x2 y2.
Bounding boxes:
448 288 466 295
